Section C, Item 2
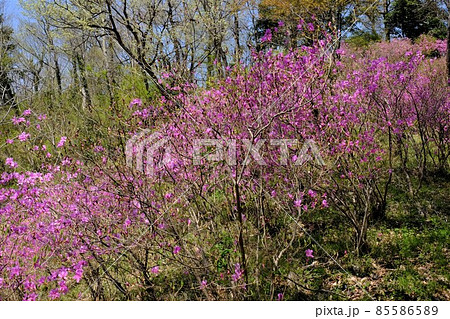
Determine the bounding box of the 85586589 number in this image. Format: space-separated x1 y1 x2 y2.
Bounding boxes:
376 306 438 316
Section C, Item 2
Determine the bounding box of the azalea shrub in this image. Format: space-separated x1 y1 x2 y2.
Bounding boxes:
0 25 448 300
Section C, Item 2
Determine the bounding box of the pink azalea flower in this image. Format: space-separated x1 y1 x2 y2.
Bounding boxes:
173 246 181 254
24 279 36 291
308 189 317 198
58 268 68 279
24 293 37 301
305 249 314 258
12 117 25 125
5 157 18 168
261 29 272 43
94 145 104 153
165 192 174 200
59 280 68 293
57 136 67 148
231 263 243 282
18 132 30 141
22 109 32 116
129 98 142 108
158 223 166 229
151 266 159 274
73 268 83 283
10 265 21 277
49 289 60 300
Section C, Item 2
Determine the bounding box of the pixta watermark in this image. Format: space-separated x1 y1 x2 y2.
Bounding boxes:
126 131 324 175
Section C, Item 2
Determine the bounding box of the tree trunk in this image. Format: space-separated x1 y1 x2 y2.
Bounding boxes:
0 77 17 113
75 52 92 110
71 54 79 95
233 12 241 63
447 7 449 86
383 0 391 41
53 52 62 93
44 22 62 93
101 35 117 103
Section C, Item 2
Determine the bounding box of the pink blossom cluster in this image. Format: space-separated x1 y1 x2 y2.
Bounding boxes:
0 26 448 300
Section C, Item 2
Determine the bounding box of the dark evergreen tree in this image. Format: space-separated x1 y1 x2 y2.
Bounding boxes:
387 0 447 39
0 13 15 108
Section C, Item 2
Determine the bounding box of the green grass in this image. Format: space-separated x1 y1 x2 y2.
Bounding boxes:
274 176 449 300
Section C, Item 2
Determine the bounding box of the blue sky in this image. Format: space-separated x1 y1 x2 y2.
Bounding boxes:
3 0 22 29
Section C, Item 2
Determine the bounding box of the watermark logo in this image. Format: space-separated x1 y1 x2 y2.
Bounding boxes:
126 130 173 176
193 138 324 166
126 131 324 175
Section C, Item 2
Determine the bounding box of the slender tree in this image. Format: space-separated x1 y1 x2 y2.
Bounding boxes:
0 13 15 111
446 0 449 85
387 0 447 39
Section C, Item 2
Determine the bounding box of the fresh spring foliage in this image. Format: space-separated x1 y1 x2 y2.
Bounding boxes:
0 23 448 300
